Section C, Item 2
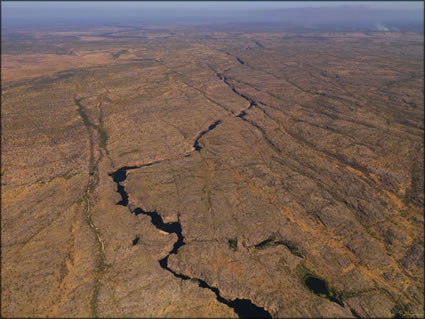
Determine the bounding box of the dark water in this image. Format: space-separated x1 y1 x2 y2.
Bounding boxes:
132 236 140 245
218 74 257 109
236 57 245 65
110 166 272 318
215 72 257 120
236 110 247 118
133 208 185 255
132 208 271 318
254 41 264 48
304 276 328 295
304 276 343 306
193 120 221 151
110 166 138 205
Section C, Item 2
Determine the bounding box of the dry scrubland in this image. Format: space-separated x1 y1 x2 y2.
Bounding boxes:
1 26 424 318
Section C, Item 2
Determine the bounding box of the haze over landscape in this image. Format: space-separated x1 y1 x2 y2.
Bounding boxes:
1 1 424 318
3 1 424 32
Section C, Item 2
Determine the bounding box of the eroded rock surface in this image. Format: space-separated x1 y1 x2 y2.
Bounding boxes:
2 26 424 318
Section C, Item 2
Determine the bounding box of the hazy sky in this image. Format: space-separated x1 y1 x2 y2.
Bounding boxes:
3 1 423 10
2 1 423 31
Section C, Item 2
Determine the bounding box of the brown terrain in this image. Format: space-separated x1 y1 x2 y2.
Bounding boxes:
1 25 424 318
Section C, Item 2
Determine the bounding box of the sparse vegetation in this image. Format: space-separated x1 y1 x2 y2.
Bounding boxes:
254 235 275 249
112 49 129 59
297 264 344 306
275 239 303 258
2 20 423 318
254 235 303 257
75 97 109 153
90 279 101 317
391 304 417 319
